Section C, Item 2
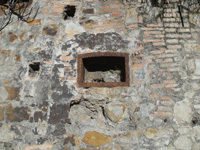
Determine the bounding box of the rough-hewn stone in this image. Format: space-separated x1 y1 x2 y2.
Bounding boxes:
42 24 58 36
48 104 71 124
5 86 20 101
6 105 30 122
0 107 5 121
104 103 126 122
174 136 192 150
82 131 111 147
174 99 193 124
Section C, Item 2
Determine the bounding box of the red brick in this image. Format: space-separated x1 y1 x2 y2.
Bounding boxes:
99 8 122 13
150 84 163 89
163 80 176 84
132 64 144 69
150 94 159 100
155 112 172 117
157 106 172 112
165 84 178 88
111 14 123 17
61 56 73 61
161 96 172 100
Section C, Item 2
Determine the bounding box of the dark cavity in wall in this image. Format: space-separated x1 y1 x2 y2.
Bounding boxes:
151 0 159 7
83 56 126 83
63 5 76 20
29 62 40 77
78 52 130 87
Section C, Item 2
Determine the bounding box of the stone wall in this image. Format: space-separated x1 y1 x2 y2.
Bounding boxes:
0 0 200 149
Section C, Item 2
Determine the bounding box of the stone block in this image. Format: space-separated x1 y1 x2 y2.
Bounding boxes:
104 103 126 123
28 19 41 25
6 104 30 122
9 32 18 42
5 86 20 101
174 136 192 150
48 104 71 124
0 106 5 121
34 111 46 122
125 6 138 25
174 99 193 124
42 24 58 36
0 125 16 141
82 131 111 147
83 20 96 29
194 59 200 75
184 44 200 53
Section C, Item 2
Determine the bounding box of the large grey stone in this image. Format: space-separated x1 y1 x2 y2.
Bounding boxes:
0 124 16 141
104 102 126 123
174 136 192 150
194 59 200 75
174 99 193 124
125 6 138 25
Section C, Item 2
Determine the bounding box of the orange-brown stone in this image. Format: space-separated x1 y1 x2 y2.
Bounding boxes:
42 24 58 36
28 19 41 25
82 131 111 147
5 86 20 101
0 106 5 121
83 20 96 29
9 32 18 42
0 50 11 57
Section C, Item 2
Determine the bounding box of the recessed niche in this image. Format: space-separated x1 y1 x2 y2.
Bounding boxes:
29 62 40 77
78 52 129 87
63 5 76 20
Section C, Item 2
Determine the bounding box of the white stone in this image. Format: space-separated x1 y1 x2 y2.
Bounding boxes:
174 136 192 150
192 126 200 140
125 7 138 25
104 102 126 123
194 59 200 75
0 124 16 141
178 126 192 135
65 22 85 38
174 99 193 124
0 86 8 101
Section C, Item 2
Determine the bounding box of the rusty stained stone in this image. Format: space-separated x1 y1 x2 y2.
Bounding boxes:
0 50 11 57
0 106 5 121
83 20 96 29
28 19 41 25
82 131 111 147
6 104 30 122
19 32 25 41
42 24 58 36
48 104 71 124
9 32 18 42
5 86 20 101
15 55 20 61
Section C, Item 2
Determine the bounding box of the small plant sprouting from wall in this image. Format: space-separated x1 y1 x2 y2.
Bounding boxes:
0 0 40 31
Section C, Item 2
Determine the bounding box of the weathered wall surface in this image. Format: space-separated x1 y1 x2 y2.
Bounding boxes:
0 0 200 149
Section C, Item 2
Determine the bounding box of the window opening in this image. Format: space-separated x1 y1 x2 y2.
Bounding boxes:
78 52 129 87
